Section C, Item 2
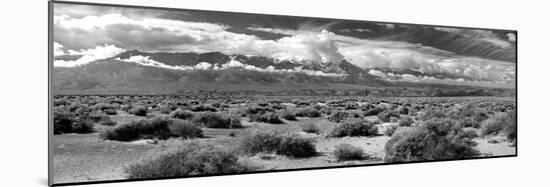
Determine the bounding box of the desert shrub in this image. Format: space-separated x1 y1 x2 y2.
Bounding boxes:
278 110 297 121
249 112 284 124
296 101 311 108
53 111 75 134
239 131 282 154
455 108 489 123
329 119 379 137
462 127 479 139
129 105 148 116
385 124 399 136
363 107 383 116
168 119 204 139
328 111 349 123
384 118 479 163
72 119 95 133
54 99 70 106
101 117 203 141
344 102 359 110
481 111 516 142
377 110 400 122
192 112 242 129
419 107 448 121
269 104 286 110
125 142 256 179
170 109 194 120
317 105 333 115
99 117 172 141
301 122 320 134
480 114 505 136
240 106 273 116
94 103 117 113
503 110 517 143
459 117 480 128
99 115 117 126
398 116 414 127
54 110 95 134
211 102 222 108
398 106 409 115
277 134 317 157
239 131 316 157
190 104 217 112
74 105 93 115
295 107 321 118
157 104 177 114
88 111 104 123
333 144 364 161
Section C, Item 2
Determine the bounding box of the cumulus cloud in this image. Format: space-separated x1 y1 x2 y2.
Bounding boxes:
54 13 229 50
53 42 65 56
434 27 513 48
55 13 344 66
368 69 511 88
507 33 516 42
249 26 515 84
54 44 125 67
117 55 346 77
116 55 194 70
194 62 213 70
53 7 515 86
345 45 515 83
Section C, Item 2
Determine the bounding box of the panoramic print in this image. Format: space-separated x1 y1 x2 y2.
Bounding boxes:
51 2 517 184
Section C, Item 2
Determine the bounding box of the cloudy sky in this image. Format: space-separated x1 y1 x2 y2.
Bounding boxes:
53 3 516 88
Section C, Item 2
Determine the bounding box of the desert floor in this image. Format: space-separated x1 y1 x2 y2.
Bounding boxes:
53 110 515 184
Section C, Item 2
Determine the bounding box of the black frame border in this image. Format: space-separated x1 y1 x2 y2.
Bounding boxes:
47 0 518 186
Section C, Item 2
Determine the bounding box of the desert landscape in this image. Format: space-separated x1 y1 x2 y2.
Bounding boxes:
51 2 516 185
53 94 516 183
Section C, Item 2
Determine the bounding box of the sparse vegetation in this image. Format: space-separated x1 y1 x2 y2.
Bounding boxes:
168 119 204 139
329 119 379 137
192 112 243 129
239 131 316 157
99 117 172 141
385 124 399 136
377 110 400 122
53 94 516 182
481 111 516 142
189 104 217 112
169 109 194 120
398 116 414 127
328 111 350 123
295 107 321 118
53 111 75 134
384 118 479 163
125 142 257 179
71 119 95 133
249 112 284 124
333 144 365 161
278 110 297 121
363 107 383 116
53 110 95 134
129 105 148 116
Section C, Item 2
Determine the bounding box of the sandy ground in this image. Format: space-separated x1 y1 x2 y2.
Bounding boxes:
53 113 515 184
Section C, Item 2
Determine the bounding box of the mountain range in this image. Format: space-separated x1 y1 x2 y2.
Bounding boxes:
52 50 516 96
